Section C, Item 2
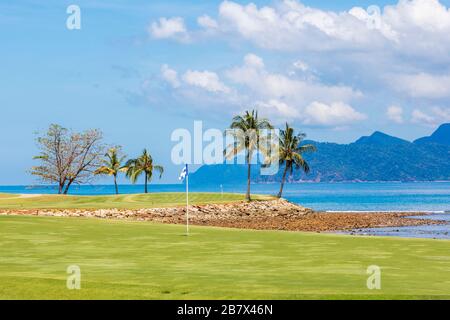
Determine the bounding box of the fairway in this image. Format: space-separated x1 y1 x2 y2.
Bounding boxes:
1 215 450 299
0 193 273 210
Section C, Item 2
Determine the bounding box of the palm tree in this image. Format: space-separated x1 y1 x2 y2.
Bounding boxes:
225 110 273 201
277 123 316 198
123 149 164 193
94 147 126 195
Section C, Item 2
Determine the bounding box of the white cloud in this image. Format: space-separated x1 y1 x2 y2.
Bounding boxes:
386 105 404 123
161 64 180 88
383 0 450 33
348 5 398 41
156 54 365 127
226 54 361 107
226 54 365 126
411 109 436 125
411 107 450 125
244 53 264 69
303 102 367 126
182 70 230 93
390 73 450 99
194 0 387 51
198 15 219 29
432 106 450 120
180 0 450 61
143 1 450 129
256 99 301 123
149 17 189 41
212 0 368 50
293 60 309 72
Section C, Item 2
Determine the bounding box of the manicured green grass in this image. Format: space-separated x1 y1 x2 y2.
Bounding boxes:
0 193 273 210
1 215 450 299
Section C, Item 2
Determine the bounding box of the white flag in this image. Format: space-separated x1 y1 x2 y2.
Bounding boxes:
179 164 188 181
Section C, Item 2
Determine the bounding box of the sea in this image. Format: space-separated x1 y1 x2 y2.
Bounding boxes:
1 182 449 239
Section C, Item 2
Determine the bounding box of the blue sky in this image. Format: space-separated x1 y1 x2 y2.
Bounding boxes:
1 0 450 184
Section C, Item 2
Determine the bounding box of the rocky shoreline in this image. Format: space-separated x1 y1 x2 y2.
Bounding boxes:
0 199 444 232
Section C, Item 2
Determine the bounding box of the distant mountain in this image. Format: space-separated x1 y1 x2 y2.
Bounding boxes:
355 131 410 146
414 123 450 146
190 123 450 184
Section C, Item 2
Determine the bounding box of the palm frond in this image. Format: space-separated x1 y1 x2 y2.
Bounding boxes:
153 165 164 179
278 123 316 176
94 166 114 176
129 167 143 184
226 109 274 165
224 143 245 160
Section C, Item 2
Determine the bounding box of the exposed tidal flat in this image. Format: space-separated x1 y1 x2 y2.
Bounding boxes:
345 214 450 240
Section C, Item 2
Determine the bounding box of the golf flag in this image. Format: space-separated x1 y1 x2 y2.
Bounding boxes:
179 164 188 181
179 164 189 235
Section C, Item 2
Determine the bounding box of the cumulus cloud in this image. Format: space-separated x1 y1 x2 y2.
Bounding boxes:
149 1 450 108
411 109 436 125
150 1 450 100
383 0 450 36
191 0 450 58
303 102 367 126
161 64 180 88
411 107 450 125
198 15 219 29
386 105 404 123
390 73 450 99
182 70 230 93
256 99 301 123
432 106 450 120
210 0 375 51
149 17 189 41
157 54 365 127
141 1 450 130
244 53 264 69
293 60 309 72
225 54 361 107
348 5 398 41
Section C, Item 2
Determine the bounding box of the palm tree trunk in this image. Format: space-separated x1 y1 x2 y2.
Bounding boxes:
246 162 251 201
246 152 251 201
144 172 148 194
278 164 288 198
114 175 118 195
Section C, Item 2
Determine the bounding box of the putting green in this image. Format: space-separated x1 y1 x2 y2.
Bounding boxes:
1 215 450 299
0 192 273 210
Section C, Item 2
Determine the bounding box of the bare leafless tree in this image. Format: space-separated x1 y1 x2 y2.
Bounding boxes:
31 124 106 194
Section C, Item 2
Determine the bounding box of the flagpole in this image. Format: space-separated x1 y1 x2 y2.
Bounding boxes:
186 165 189 236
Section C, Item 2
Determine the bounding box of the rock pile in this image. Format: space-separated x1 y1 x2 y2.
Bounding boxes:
1 200 442 232
0 199 313 224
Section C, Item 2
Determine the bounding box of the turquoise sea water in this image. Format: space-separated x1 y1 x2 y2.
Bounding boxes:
345 214 450 240
0 182 448 212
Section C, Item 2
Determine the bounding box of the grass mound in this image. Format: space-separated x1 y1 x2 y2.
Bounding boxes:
0 192 274 210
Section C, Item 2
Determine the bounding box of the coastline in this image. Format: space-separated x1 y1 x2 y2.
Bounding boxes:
0 199 445 233
326 210 448 214
2 181 449 214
